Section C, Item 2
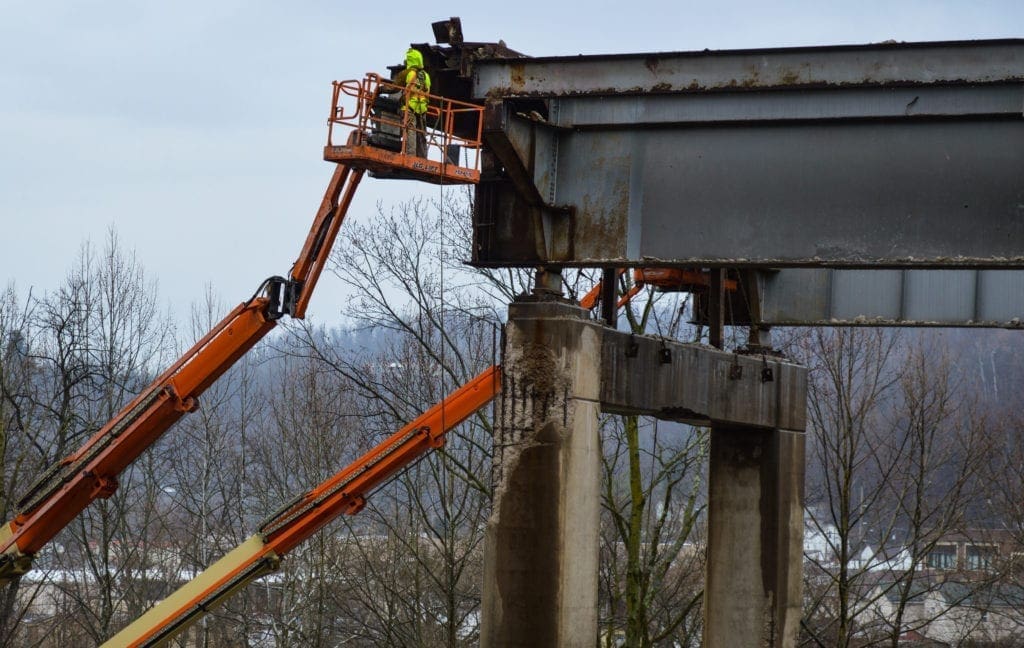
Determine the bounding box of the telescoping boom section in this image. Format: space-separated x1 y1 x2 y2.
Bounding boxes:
102 365 500 648
0 75 485 582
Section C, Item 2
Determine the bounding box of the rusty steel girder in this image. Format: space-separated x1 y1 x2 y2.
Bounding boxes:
467 39 1024 270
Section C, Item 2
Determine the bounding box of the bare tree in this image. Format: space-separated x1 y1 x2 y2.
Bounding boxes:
797 328 994 647
0 231 175 645
0 283 51 646
798 327 904 647
322 332 492 647
599 415 706 648
597 280 707 648
871 341 990 646
243 340 362 647
256 196 499 646
982 411 1024 640
156 287 270 647
51 231 173 642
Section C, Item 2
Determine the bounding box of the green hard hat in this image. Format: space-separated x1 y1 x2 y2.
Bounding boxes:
405 48 424 69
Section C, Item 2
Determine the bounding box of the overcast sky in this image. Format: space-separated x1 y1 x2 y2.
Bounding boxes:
2 1 1021 325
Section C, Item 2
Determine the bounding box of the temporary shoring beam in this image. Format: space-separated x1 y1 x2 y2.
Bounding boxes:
470 40 1024 269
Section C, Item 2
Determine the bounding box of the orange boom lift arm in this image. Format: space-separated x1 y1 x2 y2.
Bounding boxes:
0 163 362 580
100 269 650 645
103 365 500 648
0 76 484 581
101 273 645 646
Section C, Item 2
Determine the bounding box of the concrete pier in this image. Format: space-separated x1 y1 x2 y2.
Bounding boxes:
705 426 805 647
481 298 603 647
482 295 807 647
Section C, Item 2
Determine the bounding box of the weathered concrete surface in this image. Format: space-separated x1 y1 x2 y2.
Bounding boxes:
601 331 807 646
483 297 807 647
600 333 806 431
705 426 805 648
481 299 602 648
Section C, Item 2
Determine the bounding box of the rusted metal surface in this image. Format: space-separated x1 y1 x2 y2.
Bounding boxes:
473 117 1024 268
469 39 1024 271
472 39 1024 98
634 120 1024 267
689 269 1024 328
544 84 1024 127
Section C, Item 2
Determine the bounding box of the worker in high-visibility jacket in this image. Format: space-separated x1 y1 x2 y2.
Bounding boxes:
401 48 431 157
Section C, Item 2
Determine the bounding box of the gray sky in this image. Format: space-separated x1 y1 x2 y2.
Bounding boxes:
3 1 1021 324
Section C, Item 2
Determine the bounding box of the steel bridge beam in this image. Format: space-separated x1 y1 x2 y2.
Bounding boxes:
757 269 1024 328
470 40 1024 269
472 40 1024 97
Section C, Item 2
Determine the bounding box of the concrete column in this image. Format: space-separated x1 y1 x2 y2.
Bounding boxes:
704 425 805 648
481 298 602 648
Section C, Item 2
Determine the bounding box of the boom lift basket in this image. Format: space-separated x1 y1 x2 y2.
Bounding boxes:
326 74 484 184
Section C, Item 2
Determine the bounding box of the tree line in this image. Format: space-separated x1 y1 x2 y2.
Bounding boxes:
1 198 1023 646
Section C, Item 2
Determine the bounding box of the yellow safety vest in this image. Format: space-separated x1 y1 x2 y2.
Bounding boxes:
403 67 430 115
